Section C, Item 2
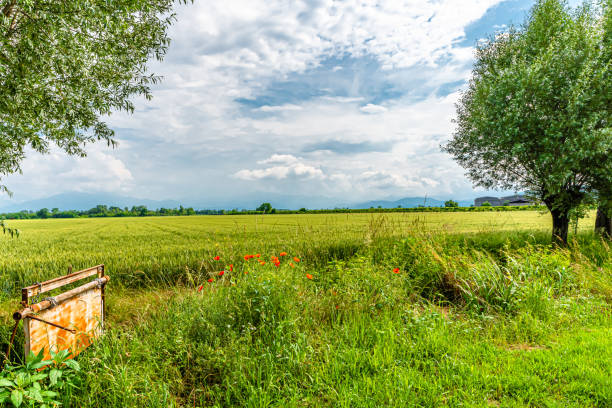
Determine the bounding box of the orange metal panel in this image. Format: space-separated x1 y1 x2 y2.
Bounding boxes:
24 287 103 360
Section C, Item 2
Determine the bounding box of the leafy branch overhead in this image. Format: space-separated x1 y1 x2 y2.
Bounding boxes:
0 0 189 193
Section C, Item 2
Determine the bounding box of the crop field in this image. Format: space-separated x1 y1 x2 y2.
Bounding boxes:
0 211 597 294
0 211 610 407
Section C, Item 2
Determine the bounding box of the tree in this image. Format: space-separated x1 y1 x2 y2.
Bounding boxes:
594 184 612 238
444 200 459 208
588 3 612 238
0 0 187 193
443 0 612 244
481 201 491 207
256 203 273 213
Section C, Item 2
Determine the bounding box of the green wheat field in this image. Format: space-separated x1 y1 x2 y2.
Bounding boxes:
0 211 610 407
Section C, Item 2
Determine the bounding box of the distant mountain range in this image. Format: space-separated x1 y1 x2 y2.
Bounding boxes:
352 197 473 209
0 192 182 212
0 191 476 213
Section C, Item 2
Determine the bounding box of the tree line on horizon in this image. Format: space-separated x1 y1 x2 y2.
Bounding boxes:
0 203 552 220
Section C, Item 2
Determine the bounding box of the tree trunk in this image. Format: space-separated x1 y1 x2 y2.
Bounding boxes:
551 208 570 245
595 204 612 239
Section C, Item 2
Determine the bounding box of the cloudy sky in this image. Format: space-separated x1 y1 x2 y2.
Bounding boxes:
0 0 583 208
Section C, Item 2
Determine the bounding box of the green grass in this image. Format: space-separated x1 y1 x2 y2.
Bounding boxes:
0 212 610 407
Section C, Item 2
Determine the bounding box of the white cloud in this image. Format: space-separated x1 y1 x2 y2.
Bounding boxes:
257 154 299 165
235 155 325 181
256 104 303 112
0 146 133 203
321 96 366 103
360 104 388 114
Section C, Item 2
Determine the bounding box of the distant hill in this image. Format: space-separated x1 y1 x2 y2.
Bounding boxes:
0 191 339 212
352 197 473 209
0 192 182 212
0 192 476 213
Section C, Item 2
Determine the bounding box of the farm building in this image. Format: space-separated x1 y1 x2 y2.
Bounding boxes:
474 195 532 207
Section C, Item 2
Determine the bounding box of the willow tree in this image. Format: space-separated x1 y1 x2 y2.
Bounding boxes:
443 0 612 244
592 2 612 238
0 0 186 193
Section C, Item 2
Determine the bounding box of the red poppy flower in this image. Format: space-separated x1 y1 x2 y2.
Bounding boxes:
198 285 203 292
213 256 220 261
393 268 400 274
279 252 287 256
293 257 300 262
255 254 261 258
244 255 253 260
218 271 225 276
259 261 266 265
306 274 313 280
207 278 214 283
289 263 295 268
228 264 234 272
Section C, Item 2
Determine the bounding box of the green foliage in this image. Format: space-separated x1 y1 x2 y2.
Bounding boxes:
0 349 81 407
256 202 273 213
443 0 612 242
481 201 491 207
0 0 189 193
444 200 459 208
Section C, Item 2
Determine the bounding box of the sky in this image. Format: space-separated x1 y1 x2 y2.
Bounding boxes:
0 0 584 209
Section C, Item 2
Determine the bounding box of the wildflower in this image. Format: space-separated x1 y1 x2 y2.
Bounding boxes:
213 256 220 261
306 273 313 280
293 257 300 262
207 278 214 283
198 285 203 292
393 268 400 274
229 264 234 272
274 262 280 268
255 254 261 258
259 261 266 265
289 263 295 268
244 255 253 260
218 271 225 276
279 252 288 256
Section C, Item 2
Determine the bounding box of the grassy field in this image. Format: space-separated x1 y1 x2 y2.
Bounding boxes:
0 211 610 407
0 211 596 295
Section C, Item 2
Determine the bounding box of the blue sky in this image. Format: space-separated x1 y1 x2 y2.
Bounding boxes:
0 0 585 208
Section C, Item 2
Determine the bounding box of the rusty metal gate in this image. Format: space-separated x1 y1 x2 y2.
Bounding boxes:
12 265 110 360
